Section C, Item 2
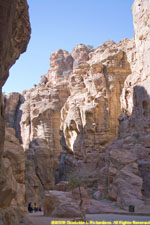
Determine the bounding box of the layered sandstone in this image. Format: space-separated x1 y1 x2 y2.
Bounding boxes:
4 128 25 209
98 0 150 210
4 49 72 205
20 79 70 204
58 40 131 189
3 0 150 213
0 0 30 224
5 39 132 205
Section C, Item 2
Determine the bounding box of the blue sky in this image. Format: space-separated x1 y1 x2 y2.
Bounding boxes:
3 0 134 94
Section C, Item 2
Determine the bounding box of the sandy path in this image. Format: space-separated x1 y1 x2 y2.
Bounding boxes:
28 212 150 225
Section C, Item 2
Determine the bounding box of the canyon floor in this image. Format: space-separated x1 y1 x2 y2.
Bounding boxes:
28 212 150 225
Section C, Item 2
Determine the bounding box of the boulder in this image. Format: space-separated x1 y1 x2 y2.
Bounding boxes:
72 187 88 200
55 181 69 191
43 191 82 218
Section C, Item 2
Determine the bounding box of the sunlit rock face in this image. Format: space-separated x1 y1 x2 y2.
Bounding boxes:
41 49 73 86
72 44 90 67
18 49 71 205
98 0 150 210
19 82 70 204
133 0 150 75
3 0 150 212
5 41 132 206
0 0 30 224
4 39 131 205
59 40 131 187
4 48 71 205
4 128 25 209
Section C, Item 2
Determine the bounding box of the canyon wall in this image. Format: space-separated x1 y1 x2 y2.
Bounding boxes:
58 40 132 192
5 40 132 204
0 0 30 224
98 0 150 210
4 0 150 212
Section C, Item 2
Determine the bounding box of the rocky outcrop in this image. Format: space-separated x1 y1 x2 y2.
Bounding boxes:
4 128 25 209
98 0 150 210
20 81 70 204
43 189 125 217
5 41 132 207
133 0 150 75
41 49 73 86
72 44 90 67
0 207 31 225
18 40 131 204
56 0 150 211
0 0 30 224
59 40 131 189
3 0 150 213
4 92 23 142
44 191 82 218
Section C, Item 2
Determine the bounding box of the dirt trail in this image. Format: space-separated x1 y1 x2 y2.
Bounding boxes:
28 212 150 225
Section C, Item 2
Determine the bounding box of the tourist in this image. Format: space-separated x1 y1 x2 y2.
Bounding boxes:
28 203 33 213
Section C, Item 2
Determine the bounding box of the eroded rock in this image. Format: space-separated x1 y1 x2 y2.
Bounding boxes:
0 0 30 223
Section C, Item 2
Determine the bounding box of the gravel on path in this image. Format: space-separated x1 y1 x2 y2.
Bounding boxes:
28 212 150 225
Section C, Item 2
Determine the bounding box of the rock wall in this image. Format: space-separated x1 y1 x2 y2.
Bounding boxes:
4 39 131 204
5 40 132 205
98 0 150 210
21 82 70 204
58 40 131 191
0 0 30 224
4 128 25 209
4 0 150 212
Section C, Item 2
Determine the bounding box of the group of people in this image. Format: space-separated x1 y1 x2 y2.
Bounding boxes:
28 202 42 213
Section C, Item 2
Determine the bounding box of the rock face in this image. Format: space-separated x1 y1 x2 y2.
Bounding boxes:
44 191 82 218
43 189 125 217
0 0 30 224
3 0 150 213
72 44 90 67
12 40 130 205
59 40 131 189
98 0 150 210
5 38 132 205
44 0 150 211
21 82 70 204
4 128 25 209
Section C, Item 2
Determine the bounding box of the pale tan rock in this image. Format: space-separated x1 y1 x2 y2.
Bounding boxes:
3 0 150 213
43 191 82 218
19 82 70 204
83 199 125 214
5 93 20 128
97 0 150 210
60 40 131 189
72 44 90 67
132 0 150 75
72 187 88 200
0 207 31 225
54 181 69 191
0 127 26 210
45 49 73 85
0 0 30 223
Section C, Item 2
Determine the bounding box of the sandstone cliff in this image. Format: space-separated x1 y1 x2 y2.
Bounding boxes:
4 0 150 213
5 40 132 205
98 0 150 211
0 0 31 224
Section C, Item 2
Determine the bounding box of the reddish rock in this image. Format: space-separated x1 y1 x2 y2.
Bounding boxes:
0 0 30 224
83 199 125 214
43 191 82 218
47 49 73 85
72 44 90 67
4 0 150 213
55 181 69 191
72 187 88 200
